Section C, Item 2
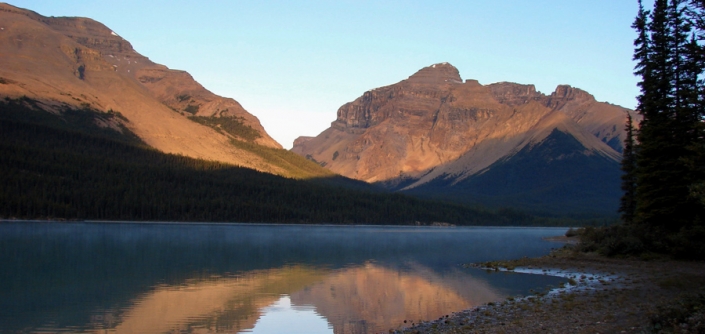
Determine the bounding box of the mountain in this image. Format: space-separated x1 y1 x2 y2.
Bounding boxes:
0 3 331 178
292 63 638 215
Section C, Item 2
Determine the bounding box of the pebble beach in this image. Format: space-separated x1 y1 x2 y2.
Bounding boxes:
393 245 705 333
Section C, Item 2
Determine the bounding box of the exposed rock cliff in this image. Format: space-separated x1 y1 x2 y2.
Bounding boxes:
0 3 299 176
293 63 638 214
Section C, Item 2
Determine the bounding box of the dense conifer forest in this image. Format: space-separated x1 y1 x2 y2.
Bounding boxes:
581 0 705 259
0 98 576 225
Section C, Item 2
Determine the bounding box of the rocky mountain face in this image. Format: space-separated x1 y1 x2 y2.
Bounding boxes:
0 4 312 176
293 63 638 214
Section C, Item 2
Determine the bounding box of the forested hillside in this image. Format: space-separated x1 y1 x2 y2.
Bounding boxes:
0 98 571 225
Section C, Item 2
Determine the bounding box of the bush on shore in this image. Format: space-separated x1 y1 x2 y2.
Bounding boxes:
648 293 705 333
574 224 705 260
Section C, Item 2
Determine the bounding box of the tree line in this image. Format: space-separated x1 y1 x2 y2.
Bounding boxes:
0 98 584 226
583 0 705 258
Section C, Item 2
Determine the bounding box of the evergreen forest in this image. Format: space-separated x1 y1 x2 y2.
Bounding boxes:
582 0 705 259
0 97 571 226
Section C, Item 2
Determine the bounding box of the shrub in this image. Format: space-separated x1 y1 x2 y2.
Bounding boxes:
188 116 261 142
667 225 705 260
565 227 578 237
649 294 705 333
576 225 646 257
184 104 199 114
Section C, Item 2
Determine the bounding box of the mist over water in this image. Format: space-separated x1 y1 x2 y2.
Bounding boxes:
0 222 568 333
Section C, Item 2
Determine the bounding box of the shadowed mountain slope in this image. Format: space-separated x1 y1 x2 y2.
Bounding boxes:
293 63 638 215
0 3 335 179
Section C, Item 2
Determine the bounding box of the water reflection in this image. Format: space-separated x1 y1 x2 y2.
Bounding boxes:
85 263 506 334
246 296 331 334
289 263 497 334
98 266 329 334
0 222 568 333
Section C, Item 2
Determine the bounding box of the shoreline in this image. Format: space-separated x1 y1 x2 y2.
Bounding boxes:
394 248 705 333
0 219 572 230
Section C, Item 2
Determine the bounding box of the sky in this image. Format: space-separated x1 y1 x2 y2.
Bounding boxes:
10 1 650 148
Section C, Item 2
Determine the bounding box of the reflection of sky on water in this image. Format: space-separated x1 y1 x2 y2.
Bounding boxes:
77 263 506 333
243 296 332 334
0 222 568 333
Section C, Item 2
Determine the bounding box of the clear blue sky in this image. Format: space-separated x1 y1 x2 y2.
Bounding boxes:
10 1 649 148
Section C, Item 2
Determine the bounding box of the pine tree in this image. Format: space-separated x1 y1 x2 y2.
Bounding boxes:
630 0 705 253
633 0 676 236
620 113 638 225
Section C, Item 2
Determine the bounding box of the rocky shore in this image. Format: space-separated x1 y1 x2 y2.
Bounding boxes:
393 247 705 333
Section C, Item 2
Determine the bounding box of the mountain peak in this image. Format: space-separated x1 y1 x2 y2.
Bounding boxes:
545 85 595 110
0 3 287 175
488 82 542 106
407 63 462 85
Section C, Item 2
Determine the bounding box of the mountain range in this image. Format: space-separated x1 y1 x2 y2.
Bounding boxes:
0 3 332 179
0 3 636 217
293 63 638 215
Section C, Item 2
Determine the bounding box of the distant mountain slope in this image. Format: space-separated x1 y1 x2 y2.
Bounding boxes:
403 128 623 214
0 3 330 178
293 63 638 214
0 99 555 225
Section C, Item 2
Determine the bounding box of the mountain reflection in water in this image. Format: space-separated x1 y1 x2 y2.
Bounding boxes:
0 222 568 333
289 263 502 334
91 263 500 334
97 266 328 333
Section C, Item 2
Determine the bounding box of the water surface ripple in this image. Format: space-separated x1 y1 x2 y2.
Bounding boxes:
0 222 568 333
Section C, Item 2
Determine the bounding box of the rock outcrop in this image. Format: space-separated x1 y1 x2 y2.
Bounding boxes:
0 3 297 176
293 63 639 214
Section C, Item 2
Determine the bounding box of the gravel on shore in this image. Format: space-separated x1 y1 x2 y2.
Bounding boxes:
393 247 705 334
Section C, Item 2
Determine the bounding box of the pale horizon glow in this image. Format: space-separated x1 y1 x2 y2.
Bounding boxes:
9 1 651 148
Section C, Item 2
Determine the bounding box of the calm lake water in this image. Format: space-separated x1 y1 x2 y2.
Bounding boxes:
0 222 568 334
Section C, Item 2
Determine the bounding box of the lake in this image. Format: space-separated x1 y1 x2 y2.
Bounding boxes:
0 222 569 333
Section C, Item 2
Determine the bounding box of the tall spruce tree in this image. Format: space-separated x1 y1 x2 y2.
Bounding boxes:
620 113 638 225
686 0 705 216
630 0 705 253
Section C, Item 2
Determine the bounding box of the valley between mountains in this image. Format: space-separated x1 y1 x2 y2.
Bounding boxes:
0 3 635 221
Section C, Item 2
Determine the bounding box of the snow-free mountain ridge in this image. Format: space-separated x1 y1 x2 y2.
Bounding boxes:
0 3 328 178
293 63 638 214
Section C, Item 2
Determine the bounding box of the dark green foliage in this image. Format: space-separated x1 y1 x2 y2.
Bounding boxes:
188 115 262 142
636 0 703 231
620 113 638 224
176 94 191 102
648 293 705 333
107 109 129 122
304 154 327 167
0 98 142 145
589 0 705 259
565 227 579 237
666 225 705 259
0 100 533 225
332 151 339 161
76 64 85 80
575 226 646 257
228 139 335 179
639 0 704 234
633 0 705 237
184 104 199 114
